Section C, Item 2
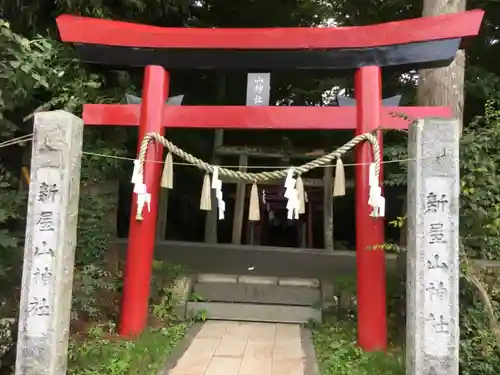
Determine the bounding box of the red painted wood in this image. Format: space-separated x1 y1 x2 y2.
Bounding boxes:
355 66 387 351
120 66 169 337
56 10 483 50
82 104 453 130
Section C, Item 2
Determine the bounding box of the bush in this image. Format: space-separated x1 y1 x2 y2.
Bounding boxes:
458 101 500 374
68 324 187 375
460 100 500 260
312 317 404 375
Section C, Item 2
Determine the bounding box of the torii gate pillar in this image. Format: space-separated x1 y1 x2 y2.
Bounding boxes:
120 66 169 335
355 66 386 350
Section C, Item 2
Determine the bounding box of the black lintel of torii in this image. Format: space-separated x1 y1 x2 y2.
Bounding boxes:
124 94 184 106
336 95 402 107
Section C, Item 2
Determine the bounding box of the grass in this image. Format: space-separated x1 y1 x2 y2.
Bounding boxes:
311 317 405 375
67 323 188 375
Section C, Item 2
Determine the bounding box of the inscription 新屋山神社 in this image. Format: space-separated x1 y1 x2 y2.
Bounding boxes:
25 167 61 337
422 177 453 356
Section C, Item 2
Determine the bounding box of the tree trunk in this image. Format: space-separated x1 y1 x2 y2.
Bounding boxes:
417 0 466 128
399 0 466 277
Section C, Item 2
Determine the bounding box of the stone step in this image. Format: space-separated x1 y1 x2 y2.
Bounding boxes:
194 281 321 306
187 301 322 324
196 274 320 288
193 274 321 306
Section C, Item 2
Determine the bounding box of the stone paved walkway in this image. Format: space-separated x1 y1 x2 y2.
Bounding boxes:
168 321 306 375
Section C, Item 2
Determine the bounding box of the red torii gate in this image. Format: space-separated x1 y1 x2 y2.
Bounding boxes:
56 10 483 351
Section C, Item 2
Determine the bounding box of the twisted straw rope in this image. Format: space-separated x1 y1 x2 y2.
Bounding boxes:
137 132 381 182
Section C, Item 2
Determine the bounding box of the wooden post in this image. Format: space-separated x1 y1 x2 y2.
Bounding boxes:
156 186 168 240
204 129 223 243
300 221 307 248
15 111 83 375
307 200 313 248
156 96 185 240
204 73 227 243
323 166 334 251
232 154 248 244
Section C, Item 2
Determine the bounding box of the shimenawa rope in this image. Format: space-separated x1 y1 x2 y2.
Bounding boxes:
136 131 381 182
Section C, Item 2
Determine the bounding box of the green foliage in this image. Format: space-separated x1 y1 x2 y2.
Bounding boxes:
72 264 122 322
0 317 15 368
460 101 500 260
190 309 208 322
0 14 128 317
312 318 404 375
0 19 107 127
72 260 186 326
149 261 184 321
0 17 126 263
76 141 126 266
458 101 500 373
0 23 129 371
459 269 500 375
0 166 25 283
75 192 118 266
67 324 187 375
0 168 25 363
68 261 189 375
383 141 408 188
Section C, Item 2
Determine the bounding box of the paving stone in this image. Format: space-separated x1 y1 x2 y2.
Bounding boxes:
239 355 272 375
204 357 242 375
197 320 235 339
225 322 254 339
244 340 275 360
167 320 310 375
246 322 276 341
169 356 212 375
275 324 300 340
215 335 248 357
178 338 220 360
273 339 304 361
272 359 305 375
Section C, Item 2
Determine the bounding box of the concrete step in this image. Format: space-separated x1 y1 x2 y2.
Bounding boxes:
187 301 322 324
193 274 321 306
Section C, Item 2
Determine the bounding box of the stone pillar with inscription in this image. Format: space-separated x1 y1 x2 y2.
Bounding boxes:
406 118 460 375
15 111 84 375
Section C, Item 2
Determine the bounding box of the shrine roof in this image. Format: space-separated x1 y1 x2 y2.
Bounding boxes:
56 10 484 70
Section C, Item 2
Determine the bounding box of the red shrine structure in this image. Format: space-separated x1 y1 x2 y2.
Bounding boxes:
56 10 483 351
